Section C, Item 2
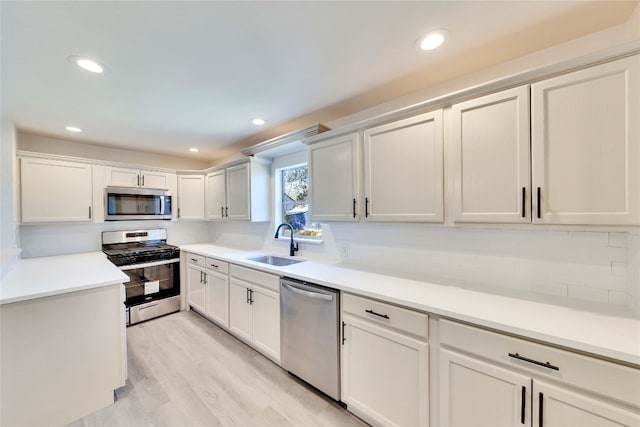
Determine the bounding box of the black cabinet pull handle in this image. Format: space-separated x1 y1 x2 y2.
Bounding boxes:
221 206 224 218
536 187 541 219
365 309 389 319
210 264 218 268
352 198 356 218
89 206 92 219
142 175 145 186
509 353 559 371
342 321 346 345
203 273 207 285
249 289 254 305
521 386 526 424
539 392 544 427
365 197 369 218
521 187 526 218
225 206 229 217
190 257 197 262
246 287 250 304
137 175 140 186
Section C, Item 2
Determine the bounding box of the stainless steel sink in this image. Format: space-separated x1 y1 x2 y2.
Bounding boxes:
248 255 305 267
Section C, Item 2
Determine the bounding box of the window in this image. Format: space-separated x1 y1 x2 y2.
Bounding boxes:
276 164 322 240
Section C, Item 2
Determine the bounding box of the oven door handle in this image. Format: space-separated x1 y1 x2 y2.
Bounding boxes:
119 258 179 271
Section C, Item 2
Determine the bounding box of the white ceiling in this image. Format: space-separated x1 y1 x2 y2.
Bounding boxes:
1 1 637 162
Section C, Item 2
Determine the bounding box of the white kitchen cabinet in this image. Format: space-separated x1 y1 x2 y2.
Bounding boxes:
308 132 360 221
186 255 206 313
531 55 639 225
203 257 229 328
228 265 280 363
439 319 640 427
20 157 93 223
532 380 639 427
177 174 205 220
363 110 444 222
341 293 429 427
206 169 226 220
106 166 176 190
205 158 271 222
439 348 531 426
451 86 531 223
186 253 229 328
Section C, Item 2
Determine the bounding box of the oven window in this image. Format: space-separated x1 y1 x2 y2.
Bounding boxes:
122 263 180 306
107 194 162 215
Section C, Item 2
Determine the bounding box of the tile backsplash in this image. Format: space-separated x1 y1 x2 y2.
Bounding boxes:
212 221 639 312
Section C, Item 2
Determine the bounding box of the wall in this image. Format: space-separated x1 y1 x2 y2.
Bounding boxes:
0 120 17 251
17 132 209 170
628 232 640 313
19 220 208 258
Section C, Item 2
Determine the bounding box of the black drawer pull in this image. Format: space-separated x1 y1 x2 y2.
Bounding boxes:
365 197 369 218
509 353 559 371
365 309 389 319
539 392 544 427
352 198 356 218
536 187 541 219
521 386 526 424
521 187 526 218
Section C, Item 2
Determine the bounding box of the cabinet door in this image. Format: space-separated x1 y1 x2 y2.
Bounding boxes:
187 265 206 313
177 175 205 220
21 158 93 223
363 110 444 222
451 86 531 223
226 163 250 220
106 166 140 187
533 381 640 427
205 271 229 328
206 170 226 220
532 55 640 225
228 278 252 342
140 170 173 190
342 315 428 427
308 133 360 221
439 348 530 427
251 285 280 363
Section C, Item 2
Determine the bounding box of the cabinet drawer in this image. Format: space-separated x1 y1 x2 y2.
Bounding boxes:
230 265 279 292
343 293 428 340
206 257 228 274
186 253 205 268
440 319 640 408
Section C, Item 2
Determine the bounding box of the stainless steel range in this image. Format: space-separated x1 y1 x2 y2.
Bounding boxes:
102 228 180 325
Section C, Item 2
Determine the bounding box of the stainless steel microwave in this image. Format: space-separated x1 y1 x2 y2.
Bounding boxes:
105 186 172 221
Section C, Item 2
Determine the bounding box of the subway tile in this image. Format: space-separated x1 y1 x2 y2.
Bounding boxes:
608 232 627 248
611 261 626 277
584 274 626 291
532 281 568 297
567 285 609 304
608 291 631 306
569 231 609 247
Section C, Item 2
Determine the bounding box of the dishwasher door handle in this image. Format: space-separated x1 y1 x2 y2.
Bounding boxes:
282 283 334 301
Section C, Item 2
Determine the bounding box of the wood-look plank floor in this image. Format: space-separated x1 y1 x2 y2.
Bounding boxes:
67 310 367 427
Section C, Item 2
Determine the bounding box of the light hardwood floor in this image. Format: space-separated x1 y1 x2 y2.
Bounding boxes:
68 310 367 427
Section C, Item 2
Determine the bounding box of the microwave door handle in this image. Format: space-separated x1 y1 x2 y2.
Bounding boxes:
160 195 166 216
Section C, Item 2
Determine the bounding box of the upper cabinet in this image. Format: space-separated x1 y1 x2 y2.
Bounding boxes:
308 133 360 222
451 86 531 223
205 158 271 222
531 55 639 225
177 174 205 220
363 110 444 222
105 166 176 191
20 157 93 223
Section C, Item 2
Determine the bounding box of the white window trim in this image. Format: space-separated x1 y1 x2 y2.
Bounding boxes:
272 152 323 244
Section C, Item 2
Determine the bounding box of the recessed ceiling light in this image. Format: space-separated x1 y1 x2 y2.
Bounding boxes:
416 30 447 51
67 55 106 73
189 148 199 152
251 118 266 126
65 126 82 133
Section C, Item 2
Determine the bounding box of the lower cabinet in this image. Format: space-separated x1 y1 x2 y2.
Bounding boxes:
186 253 229 328
341 293 429 427
438 319 640 427
229 265 280 363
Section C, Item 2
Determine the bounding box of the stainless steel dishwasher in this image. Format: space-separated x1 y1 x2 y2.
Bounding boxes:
280 277 340 401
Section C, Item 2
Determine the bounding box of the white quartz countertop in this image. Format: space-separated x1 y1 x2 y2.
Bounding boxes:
181 243 640 366
0 252 129 305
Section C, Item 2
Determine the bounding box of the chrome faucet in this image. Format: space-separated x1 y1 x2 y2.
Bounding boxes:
274 223 299 257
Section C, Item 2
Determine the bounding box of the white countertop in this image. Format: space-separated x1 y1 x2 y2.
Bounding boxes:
0 252 129 305
181 243 640 366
